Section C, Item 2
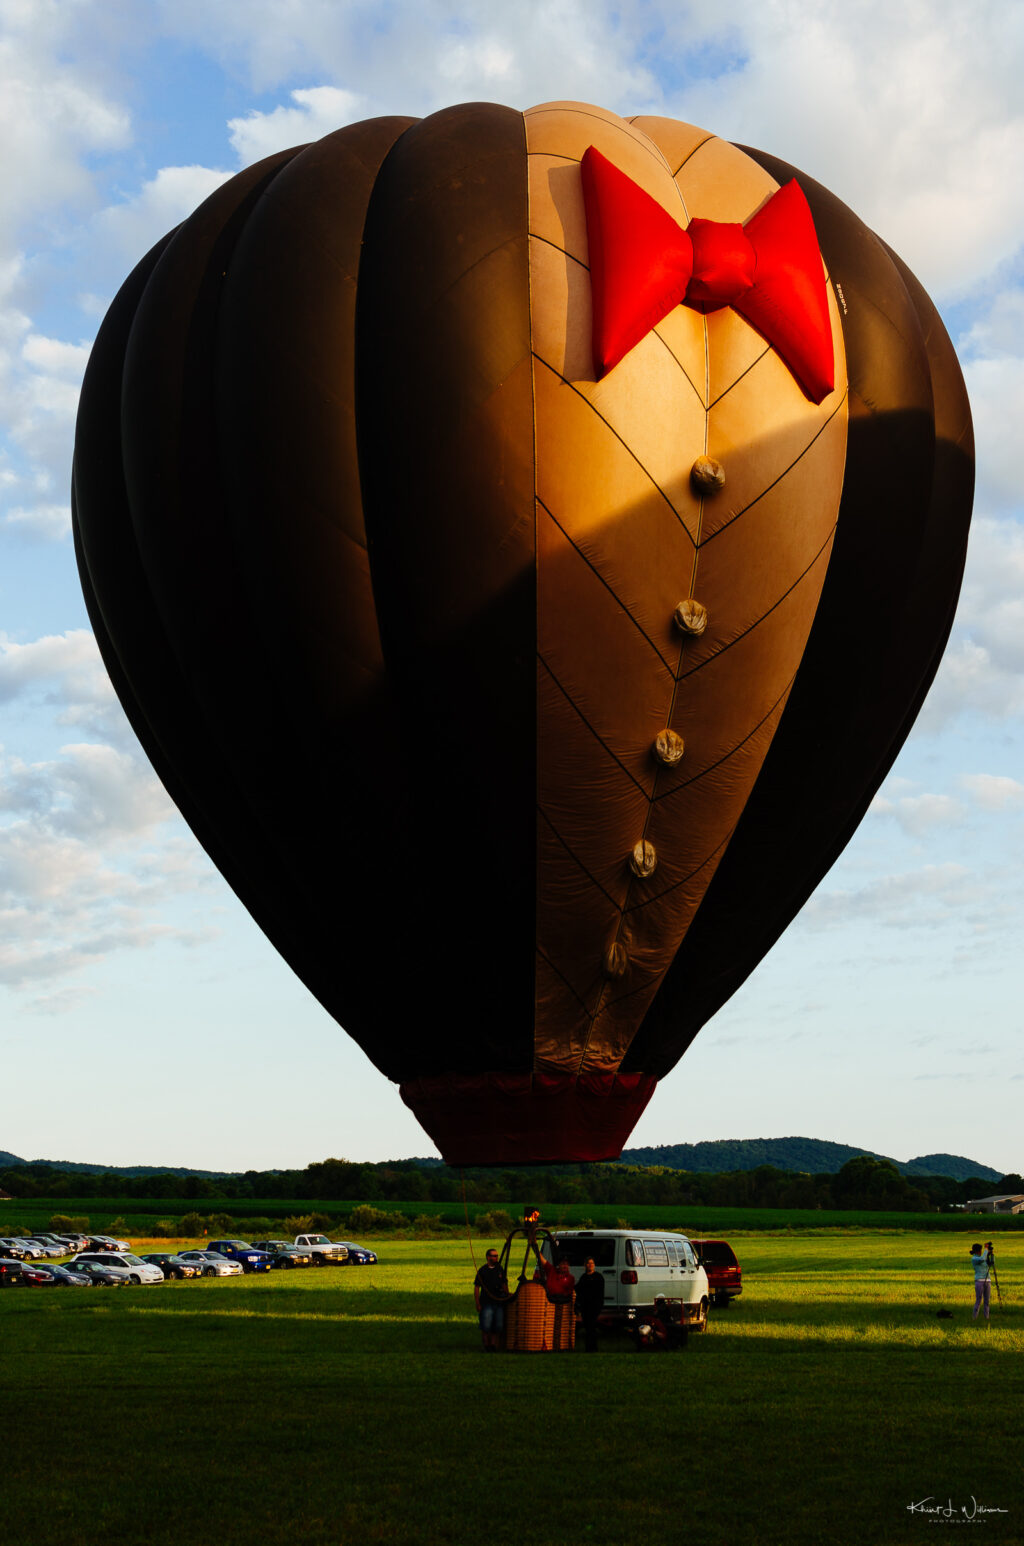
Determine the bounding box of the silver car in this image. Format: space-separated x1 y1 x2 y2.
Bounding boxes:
1 1238 46 1259
177 1251 244 1278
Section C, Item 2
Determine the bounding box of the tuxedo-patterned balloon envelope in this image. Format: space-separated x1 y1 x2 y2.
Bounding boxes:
73 102 973 1163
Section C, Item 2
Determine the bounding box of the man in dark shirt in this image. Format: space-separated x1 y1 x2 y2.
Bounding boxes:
574 1256 605 1352
474 1248 508 1351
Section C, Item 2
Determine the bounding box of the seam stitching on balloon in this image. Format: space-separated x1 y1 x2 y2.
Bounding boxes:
537 803 629 912
417 233 526 312
536 943 599 1018
705 340 772 410
529 231 590 272
675 522 838 687
644 326 709 410
650 666 800 806
527 108 654 150
671 135 716 187
624 827 736 913
528 117 540 1082
536 498 680 674
697 387 849 547
533 357 701 540
537 654 652 801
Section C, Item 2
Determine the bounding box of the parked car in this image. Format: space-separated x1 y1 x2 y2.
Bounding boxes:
27 1234 73 1256
176 1250 243 1278
692 1239 743 1307
140 1253 203 1280
205 1239 276 1273
51 1233 89 1253
335 1241 377 1266
0 1257 26 1287
71 1252 164 1285
0 1238 42 1260
69 1259 131 1287
85 1234 132 1252
21 1262 63 1286
31 1263 93 1287
549 1230 710 1331
251 1240 314 1268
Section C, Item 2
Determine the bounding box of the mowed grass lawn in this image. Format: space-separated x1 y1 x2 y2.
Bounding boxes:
3 1231 1022 1545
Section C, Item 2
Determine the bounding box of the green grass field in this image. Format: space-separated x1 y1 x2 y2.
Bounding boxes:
3 1231 1022 1544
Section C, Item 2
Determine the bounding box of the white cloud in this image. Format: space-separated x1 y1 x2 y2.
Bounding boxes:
962 354 1024 513
959 773 1024 811
0 24 131 242
0 629 110 706
961 286 1024 360
95 164 233 267
0 311 93 535
0 627 218 995
870 793 964 837
677 1 1024 299
0 741 174 840
803 863 972 930
158 0 659 115
228 86 364 166
21 335 91 378
914 517 1024 727
3 502 70 540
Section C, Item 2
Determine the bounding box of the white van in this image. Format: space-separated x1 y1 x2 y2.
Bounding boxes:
547 1230 710 1331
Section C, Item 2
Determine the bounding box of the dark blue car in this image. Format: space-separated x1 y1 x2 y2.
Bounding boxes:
336 1241 377 1265
206 1239 275 1273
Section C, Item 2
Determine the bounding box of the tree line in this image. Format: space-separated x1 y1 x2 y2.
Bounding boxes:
2 1154 1019 1213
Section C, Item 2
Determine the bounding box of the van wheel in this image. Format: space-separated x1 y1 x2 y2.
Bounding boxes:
694 1298 709 1333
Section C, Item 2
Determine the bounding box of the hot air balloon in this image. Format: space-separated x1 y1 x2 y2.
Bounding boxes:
72 102 973 1165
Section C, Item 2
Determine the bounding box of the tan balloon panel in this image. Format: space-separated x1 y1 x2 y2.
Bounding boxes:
526 104 848 1078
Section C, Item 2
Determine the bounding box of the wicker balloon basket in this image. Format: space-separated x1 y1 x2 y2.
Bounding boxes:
503 1280 575 1352
493 1217 576 1352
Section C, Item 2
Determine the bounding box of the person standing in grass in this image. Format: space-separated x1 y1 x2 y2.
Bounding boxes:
970 1242 992 1323
574 1256 605 1352
474 1248 508 1351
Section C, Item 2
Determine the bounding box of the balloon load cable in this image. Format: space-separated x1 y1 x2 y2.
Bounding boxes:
461 1169 478 1272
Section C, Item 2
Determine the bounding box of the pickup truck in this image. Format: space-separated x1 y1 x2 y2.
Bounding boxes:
293 1234 349 1265
206 1238 276 1273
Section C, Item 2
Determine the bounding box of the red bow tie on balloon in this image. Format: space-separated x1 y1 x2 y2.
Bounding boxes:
581 145 835 404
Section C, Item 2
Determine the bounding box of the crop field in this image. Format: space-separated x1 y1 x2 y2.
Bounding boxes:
6 1195 1024 1235
3 1231 1023 1544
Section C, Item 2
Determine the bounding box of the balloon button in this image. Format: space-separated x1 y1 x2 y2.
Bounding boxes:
629 839 658 878
691 454 725 493
653 728 685 766
673 598 708 635
602 942 629 979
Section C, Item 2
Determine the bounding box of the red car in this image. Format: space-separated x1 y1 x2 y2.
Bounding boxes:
20 1263 59 1286
692 1240 742 1307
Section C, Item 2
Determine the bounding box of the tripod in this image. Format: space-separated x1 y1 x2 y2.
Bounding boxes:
985 1242 1003 1306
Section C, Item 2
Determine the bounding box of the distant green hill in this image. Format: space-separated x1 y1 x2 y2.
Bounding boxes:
1 1138 1003 1185
900 1153 1003 1183
620 1137 1001 1183
0 1153 228 1178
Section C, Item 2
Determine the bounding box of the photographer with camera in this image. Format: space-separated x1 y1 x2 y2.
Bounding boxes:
969 1241 995 1323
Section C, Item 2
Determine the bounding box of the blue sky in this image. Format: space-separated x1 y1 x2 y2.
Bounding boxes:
1 0 1021 1174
